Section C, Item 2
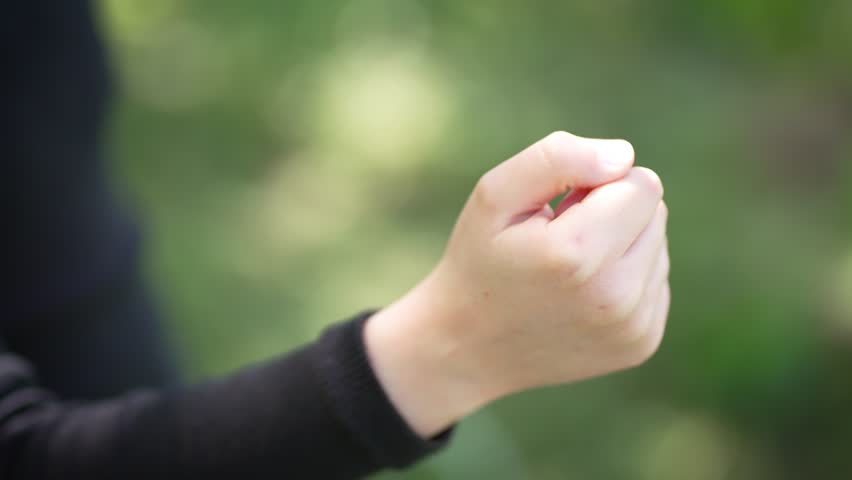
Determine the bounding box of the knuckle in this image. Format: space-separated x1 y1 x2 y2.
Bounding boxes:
635 328 665 365
624 349 652 369
540 130 587 170
542 130 578 153
597 277 642 319
658 200 669 221
542 241 594 284
542 247 583 278
632 167 664 199
473 171 500 212
619 313 652 344
624 305 667 367
572 261 597 285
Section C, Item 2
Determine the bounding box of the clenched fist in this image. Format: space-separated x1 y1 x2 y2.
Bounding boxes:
365 131 670 437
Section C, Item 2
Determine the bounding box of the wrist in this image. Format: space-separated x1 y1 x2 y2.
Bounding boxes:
363 270 501 438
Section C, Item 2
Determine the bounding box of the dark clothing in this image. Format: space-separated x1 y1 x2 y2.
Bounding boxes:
0 315 447 479
1 263 180 401
1 1 448 478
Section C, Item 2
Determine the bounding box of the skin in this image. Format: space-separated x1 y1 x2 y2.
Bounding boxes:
364 131 671 438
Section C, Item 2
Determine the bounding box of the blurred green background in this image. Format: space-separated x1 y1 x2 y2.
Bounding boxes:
97 0 852 478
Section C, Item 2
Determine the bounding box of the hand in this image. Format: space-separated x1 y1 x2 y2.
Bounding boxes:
365 131 670 437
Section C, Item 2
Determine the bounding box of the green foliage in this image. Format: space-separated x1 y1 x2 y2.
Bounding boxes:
99 0 852 478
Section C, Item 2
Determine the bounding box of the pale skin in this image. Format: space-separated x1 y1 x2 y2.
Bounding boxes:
364 131 671 438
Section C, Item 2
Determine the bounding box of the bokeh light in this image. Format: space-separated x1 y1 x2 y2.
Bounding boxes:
98 0 852 478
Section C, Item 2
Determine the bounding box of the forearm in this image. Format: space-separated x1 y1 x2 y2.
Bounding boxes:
0 314 448 479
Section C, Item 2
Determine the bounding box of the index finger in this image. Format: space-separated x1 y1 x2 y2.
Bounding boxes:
547 167 664 277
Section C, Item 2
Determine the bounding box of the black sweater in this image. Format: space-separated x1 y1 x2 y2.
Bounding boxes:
0 315 448 478
1 1 448 478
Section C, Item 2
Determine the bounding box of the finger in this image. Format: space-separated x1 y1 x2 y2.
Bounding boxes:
636 282 671 359
553 187 592 217
611 246 670 341
473 131 634 223
630 252 671 347
618 202 668 282
548 167 664 276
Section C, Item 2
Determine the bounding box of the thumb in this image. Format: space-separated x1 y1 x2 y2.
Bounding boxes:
472 131 634 223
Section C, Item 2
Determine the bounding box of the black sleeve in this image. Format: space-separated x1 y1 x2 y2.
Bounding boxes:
0 312 451 479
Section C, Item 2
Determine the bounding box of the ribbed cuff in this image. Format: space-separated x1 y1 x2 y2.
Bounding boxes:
313 311 453 469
